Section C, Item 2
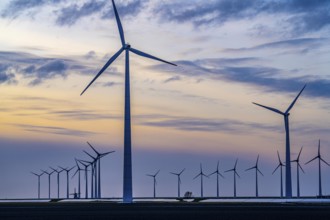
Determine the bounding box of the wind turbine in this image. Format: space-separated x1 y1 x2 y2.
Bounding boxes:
291 147 305 197
193 164 208 197
41 169 55 199
50 167 64 199
245 155 263 197
146 170 160 198
80 0 176 203
170 168 185 198
31 172 43 199
77 159 89 199
253 84 306 198
272 151 285 198
86 141 115 198
225 159 240 198
208 161 224 198
305 140 330 197
59 166 76 199
72 159 84 199
83 151 98 198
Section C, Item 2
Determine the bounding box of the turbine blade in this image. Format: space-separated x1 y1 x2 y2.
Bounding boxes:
219 173 225 178
257 169 264 176
193 173 201 180
256 155 259 166
72 169 79 178
208 171 217 176
111 0 125 46
298 163 305 173
155 170 160 176
87 141 99 156
235 171 240 178
31 172 38 176
69 165 76 172
234 159 238 169
320 158 330 166
297 146 303 160
272 165 280 175
83 150 96 160
245 167 254 172
305 156 318 165
252 102 283 115
179 168 185 175
129 47 177 66
285 84 306 114
225 169 234 173
169 172 177 175
277 151 282 164
80 48 124 96
318 139 321 156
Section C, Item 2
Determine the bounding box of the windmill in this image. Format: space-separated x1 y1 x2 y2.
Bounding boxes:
208 161 224 198
291 147 304 197
253 84 306 198
272 151 285 198
193 164 208 197
50 167 64 199
41 169 55 199
77 159 89 199
82 151 98 198
86 141 115 198
146 170 160 198
59 166 76 199
31 172 43 199
305 140 330 197
245 155 263 197
170 168 185 198
225 159 240 198
80 0 176 203
72 159 84 199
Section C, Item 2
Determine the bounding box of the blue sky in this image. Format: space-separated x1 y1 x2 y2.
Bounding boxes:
0 0 330 198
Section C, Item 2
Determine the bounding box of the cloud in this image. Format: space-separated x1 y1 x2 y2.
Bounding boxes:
11 123 97 137
0 64 17 85
163 76 181 83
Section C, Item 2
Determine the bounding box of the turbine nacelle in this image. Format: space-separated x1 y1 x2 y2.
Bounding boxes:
124 43 131 49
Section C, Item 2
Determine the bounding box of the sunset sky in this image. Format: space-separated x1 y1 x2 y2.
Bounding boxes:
0 0 330 199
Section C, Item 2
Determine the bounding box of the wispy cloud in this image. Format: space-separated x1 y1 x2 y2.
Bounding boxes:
163 76 181 83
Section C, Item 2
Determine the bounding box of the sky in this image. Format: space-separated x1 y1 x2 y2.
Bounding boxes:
0 0 330 199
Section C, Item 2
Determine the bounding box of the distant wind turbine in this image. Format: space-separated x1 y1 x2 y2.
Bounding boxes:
59 166 76 199
146 170 160 198
80 0 176 203
305 140 330 197
193 164 208 197
225 159 240 198
253 84 306 198
245 155 263 197
77 159 89 199
72 159 84 199
31 172 43 199
41 169 55 199
83 151 98 198
50 167 64 199
208 161 224 198
272 151 285 198
291 147 305 198
170 168 185 198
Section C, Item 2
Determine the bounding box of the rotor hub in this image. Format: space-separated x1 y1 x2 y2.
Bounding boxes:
125 43 131 49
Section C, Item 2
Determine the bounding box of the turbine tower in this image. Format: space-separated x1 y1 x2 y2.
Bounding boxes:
31 172 43 199
72 159 84 199
252 84 306 198
41 169 55 199
305 140 330 197
193 164 208 197
170 168 185 198
50 167 64 199
272 151 285 198
59 166 76 199
146 170 160 198
208 161 224 198
291 147 304 197
245 155 263 197
80 0 176 203
86 141 115 198
225 159 240 198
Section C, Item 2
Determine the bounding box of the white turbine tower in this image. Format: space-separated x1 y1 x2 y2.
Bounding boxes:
208 161 224 198
225 159 240 198
272 151 285 198
245 155 263 197
291 147 304 198
80 0 176 203
253 84 306 198
305 140 330 197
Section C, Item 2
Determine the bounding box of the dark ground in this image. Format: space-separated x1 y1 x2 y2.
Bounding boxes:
0 202 330 220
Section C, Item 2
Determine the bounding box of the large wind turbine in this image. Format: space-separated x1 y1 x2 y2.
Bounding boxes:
80 0 176 203
31 172 43 199
305 140 330 197
59 166 75 199
50 167 64 199
253 84 306 198
170 168 185 198
272 151 285 198
225 159 240 198
86 142 115 198
245 155 263 197
193 164 208 197
208 161 224 198
291 147 304 197
41 169 55 199
146 170 160 198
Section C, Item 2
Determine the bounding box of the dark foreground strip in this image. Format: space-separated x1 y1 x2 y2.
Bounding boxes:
0 202 329 220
